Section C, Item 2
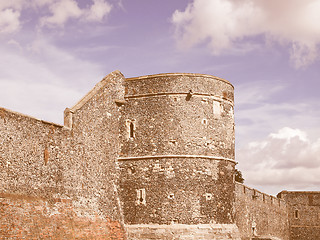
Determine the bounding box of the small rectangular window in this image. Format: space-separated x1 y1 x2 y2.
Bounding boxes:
294 209 299 219
129 122 134 138
126 119 136 139
136 188 146 205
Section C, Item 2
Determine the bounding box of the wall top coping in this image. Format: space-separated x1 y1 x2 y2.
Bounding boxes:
0 107 64 128
69 70 124 113
126 73 234 88
278 190 320 195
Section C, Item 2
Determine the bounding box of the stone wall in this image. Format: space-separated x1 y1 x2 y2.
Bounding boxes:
0 71 127 239
122 73 235 159
278 191 320 240
118 73 236 227
126 224 241 240
118 157 235 225
235 183 289 240
3 70 319 240
0 193 124 239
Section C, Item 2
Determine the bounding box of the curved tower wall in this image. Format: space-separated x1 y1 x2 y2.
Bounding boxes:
118 73 235 225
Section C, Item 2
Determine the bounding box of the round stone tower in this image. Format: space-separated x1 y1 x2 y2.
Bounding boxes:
118 73 235 225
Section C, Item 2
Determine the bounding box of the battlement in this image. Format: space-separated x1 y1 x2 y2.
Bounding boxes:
236 182 287 209
235 183 289 239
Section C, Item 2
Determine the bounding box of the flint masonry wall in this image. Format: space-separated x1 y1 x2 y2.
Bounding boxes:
0 71 126 239
117 73 240 239
235 183 289 240
278 191 320 240
3 69 318 240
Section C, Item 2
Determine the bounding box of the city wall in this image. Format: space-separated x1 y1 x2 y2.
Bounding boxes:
278 191 320 240
2 70 320 240
235 182 289 240
0 71 127 239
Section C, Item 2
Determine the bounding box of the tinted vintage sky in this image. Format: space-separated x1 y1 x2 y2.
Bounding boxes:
1 0 320 195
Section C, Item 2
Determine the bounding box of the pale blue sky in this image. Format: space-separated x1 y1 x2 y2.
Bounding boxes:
1 0 320 195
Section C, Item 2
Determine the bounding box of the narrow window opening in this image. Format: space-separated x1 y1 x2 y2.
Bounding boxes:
129 122 134 138
126 119 136 139
294 209 299 219
139 190 144 202
136 188 146 205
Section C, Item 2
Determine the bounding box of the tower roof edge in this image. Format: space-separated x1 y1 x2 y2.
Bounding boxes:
126 73 233 88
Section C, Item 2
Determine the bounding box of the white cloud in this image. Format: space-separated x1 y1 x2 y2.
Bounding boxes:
40 0 112 27
40 0 83 27
235 81 320 148
237 127 320 195
0 8 21 34
270 127 307 142
234 80 320 195
0 0 112 33
172 0 320 67
85 0 112 22
0 1 25 11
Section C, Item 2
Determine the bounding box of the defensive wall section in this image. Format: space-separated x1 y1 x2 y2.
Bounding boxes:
118 73 241 239
0 70 319 239
0 71 127 239
278 191 320 240
235 183 289 240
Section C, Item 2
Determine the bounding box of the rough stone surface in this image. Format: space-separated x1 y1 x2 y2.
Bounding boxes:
119 74 235 227
0 71 127 239
0 70 319 239
235 183 289 240
278 191 320 240
126 224 241 240
0 193 124 239
119 157 235 225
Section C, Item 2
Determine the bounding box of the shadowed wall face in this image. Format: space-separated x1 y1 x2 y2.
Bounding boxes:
278 191 320 240
118 74 236 225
